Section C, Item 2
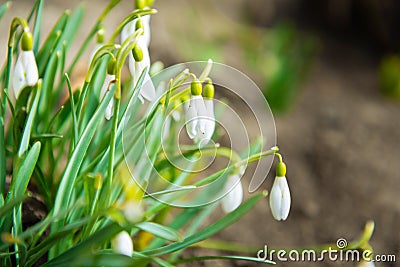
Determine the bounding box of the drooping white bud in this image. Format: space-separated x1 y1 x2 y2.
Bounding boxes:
221 174 243 214
269 176 291 221
12 50 39 98
111 231 133 257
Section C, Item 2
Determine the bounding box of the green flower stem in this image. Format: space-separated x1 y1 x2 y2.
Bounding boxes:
8 17 29 47
108 8 157 43
86 45 118 83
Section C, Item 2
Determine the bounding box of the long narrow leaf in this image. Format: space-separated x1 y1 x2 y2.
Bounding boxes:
51 86 114 232
135 222 181 242
143 193 265 257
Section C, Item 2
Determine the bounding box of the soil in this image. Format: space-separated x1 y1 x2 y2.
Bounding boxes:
1 1 399 266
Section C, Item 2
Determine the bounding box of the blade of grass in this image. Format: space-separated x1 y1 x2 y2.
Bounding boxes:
135 222 181 242
65 73 78 147
142 193 265 257
18 81 42 157
51 85 115 234
32 0 44 55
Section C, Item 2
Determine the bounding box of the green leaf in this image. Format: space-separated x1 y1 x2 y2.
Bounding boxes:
0 194 28 220
37 9 68 72
0 2 11 22
10 142 41 199
43 223 124 267
38 50 60 121
44 251 150 267
51 85 114 232
143 193 265 257
152 257 175 267
18 81 42 157
33 0 44 54
135 222 181 242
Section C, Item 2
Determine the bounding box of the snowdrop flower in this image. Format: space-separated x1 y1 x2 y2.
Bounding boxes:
201 79 216 142
13 31 38 98
111 231 133 257
221 174 243 214
100 59 116 120
122 18 156 103
269 161 291 221
121 15 151 49
185 77 209 141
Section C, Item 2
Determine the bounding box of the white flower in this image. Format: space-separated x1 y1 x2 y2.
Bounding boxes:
121 16 155 103
130 38 156 103
13 50 39 98
100 74 115 120
185 95 208 140
221 174 243 213
269 175 291 221
111 231 133 257
202 98 215 141
123 200 144 223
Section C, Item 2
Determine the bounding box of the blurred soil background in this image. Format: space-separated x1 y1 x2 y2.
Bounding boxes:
1 0 399 266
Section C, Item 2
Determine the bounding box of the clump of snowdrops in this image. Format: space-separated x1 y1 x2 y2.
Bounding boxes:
0 0 375 266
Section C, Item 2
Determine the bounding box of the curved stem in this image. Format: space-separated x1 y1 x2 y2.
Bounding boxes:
108 8 157 43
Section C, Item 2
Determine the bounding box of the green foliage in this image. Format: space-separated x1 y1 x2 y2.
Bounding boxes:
0 1 277 266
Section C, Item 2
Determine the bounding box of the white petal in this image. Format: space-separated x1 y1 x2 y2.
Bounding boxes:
269 176 291 221
193 96 207 137
111 231 133 257
128 53 136 79
185 96 199 139
203 99 215 141
121 21 134 45
269 177 283 220
141 15 151 47
138 73 156 102
279 177 291 220
13 54 26 98
100 74 115 99
221 175 243 213
105 97 114 121
21 51 38 87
